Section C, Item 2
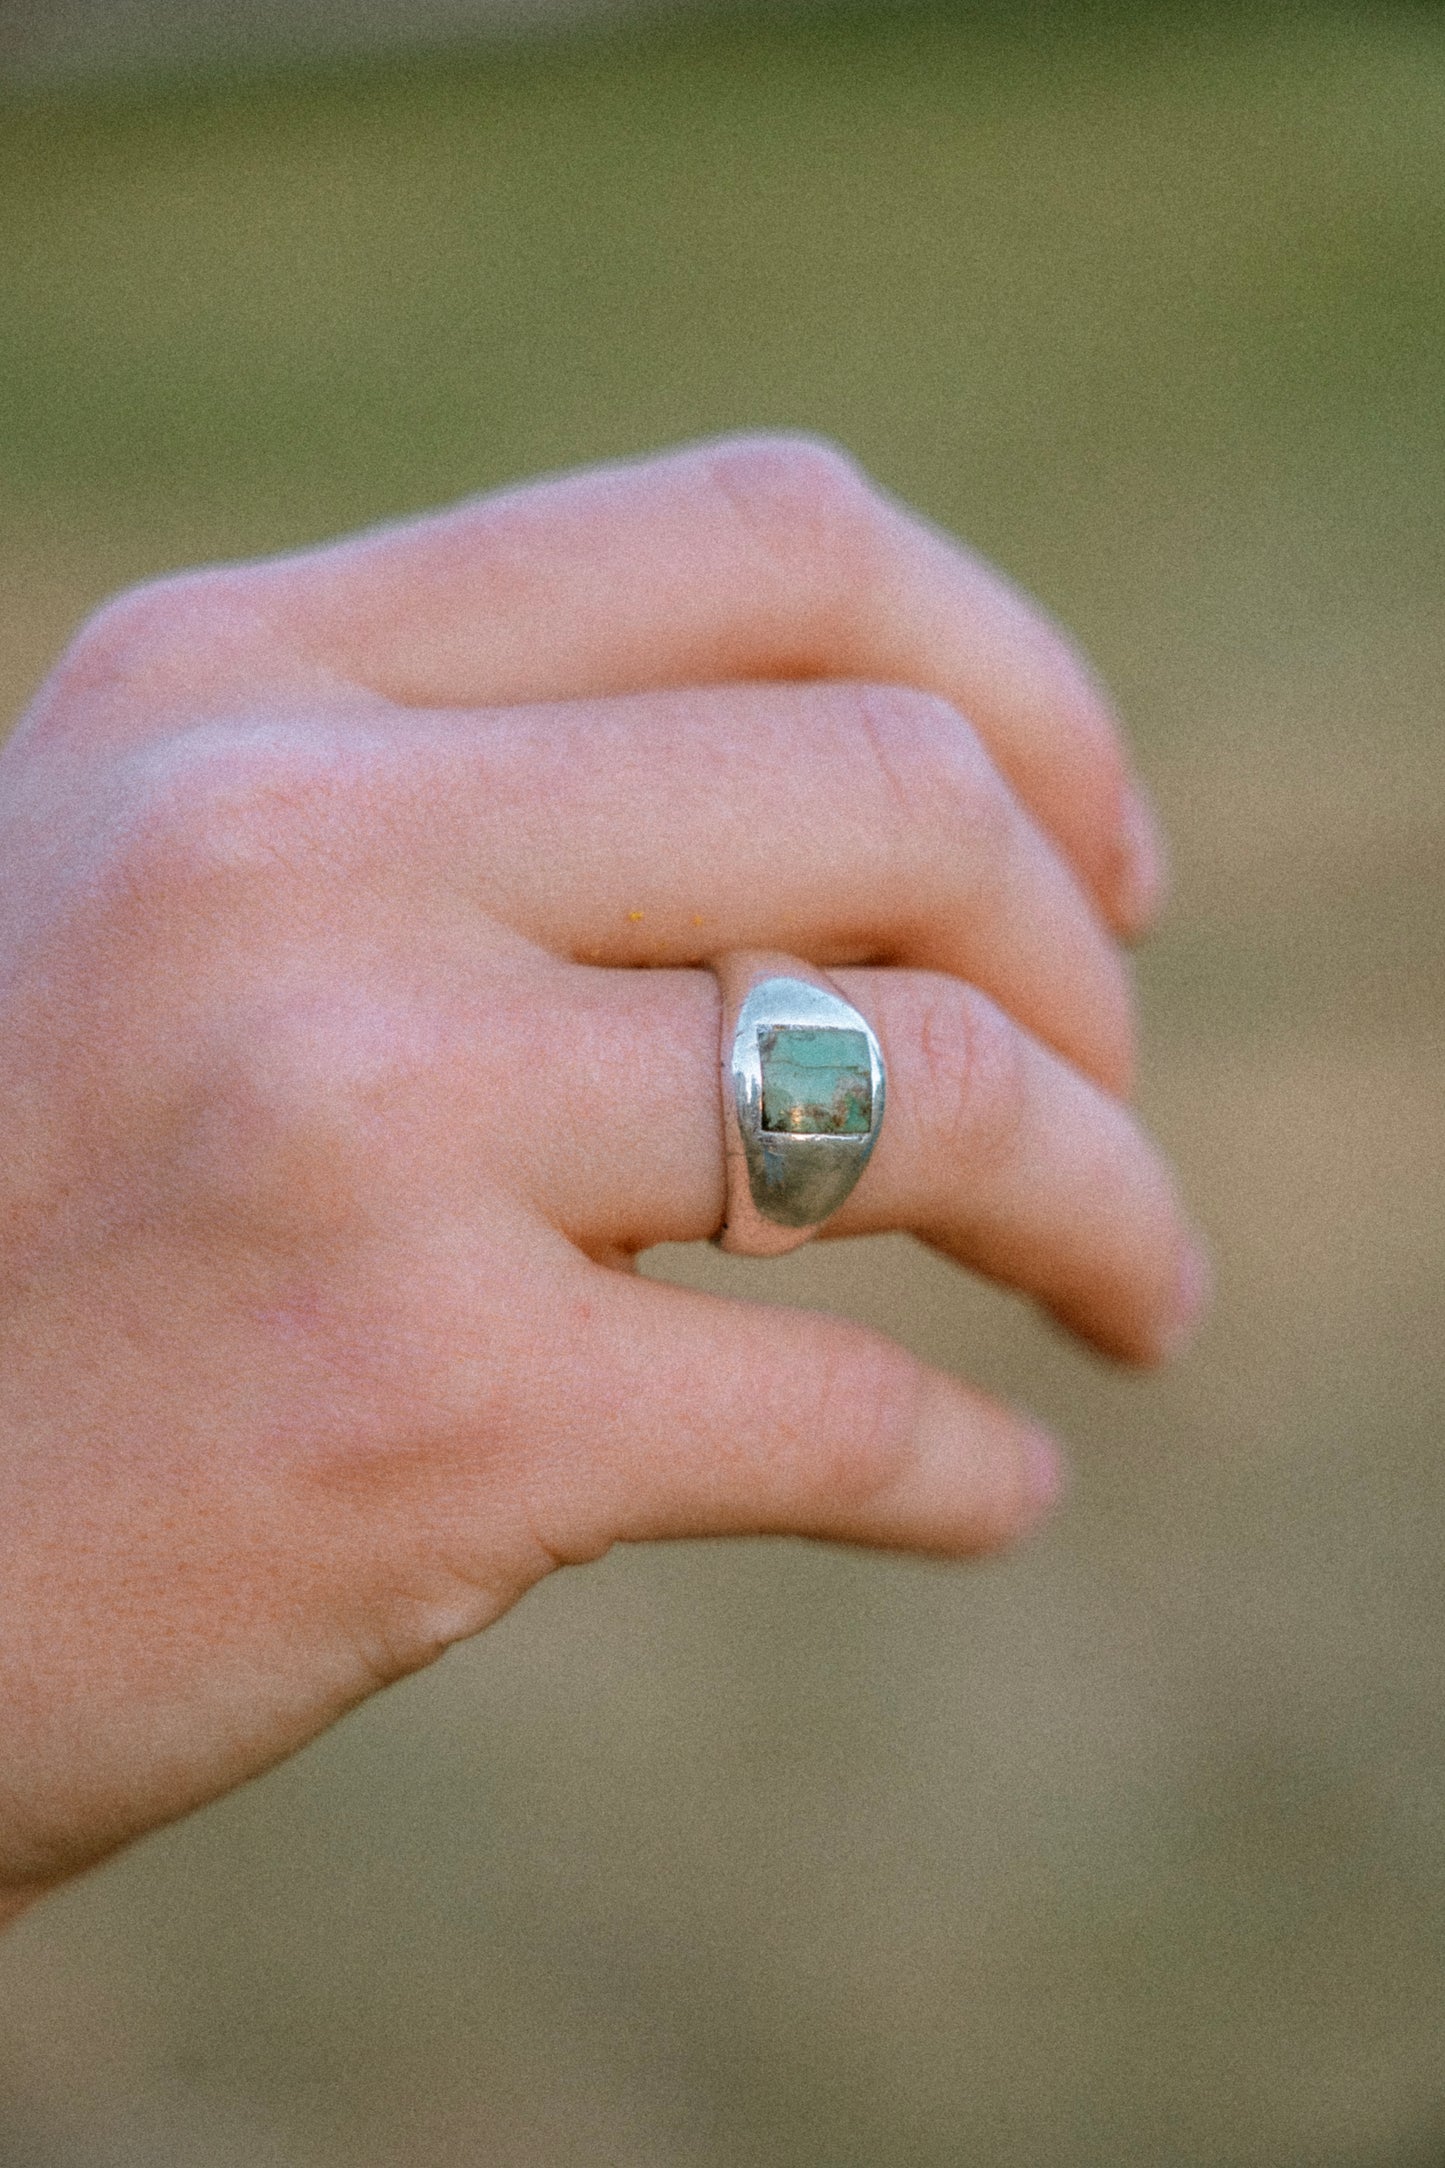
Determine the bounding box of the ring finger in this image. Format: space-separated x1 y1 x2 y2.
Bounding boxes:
474 962 1199 1365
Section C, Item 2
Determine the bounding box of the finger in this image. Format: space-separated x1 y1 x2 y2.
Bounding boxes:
376 683 1136 1094
518 1256 1064 1565
831 969 1202 1363
246 435 1162 934
495 965 1198 1365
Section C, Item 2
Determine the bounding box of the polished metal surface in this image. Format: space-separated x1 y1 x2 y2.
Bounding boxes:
712 955 886 1257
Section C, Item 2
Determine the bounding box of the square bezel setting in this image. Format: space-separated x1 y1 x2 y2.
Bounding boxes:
758 1025 873 1136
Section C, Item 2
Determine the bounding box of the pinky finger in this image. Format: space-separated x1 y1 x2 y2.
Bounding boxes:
525 1264 1064 1567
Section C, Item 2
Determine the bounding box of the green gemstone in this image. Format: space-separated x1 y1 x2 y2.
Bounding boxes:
758 1026 872 1136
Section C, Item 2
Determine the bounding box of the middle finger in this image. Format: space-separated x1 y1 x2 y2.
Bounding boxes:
389 679 1137 1096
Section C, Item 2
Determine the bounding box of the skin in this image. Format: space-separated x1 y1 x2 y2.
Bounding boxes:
0 435 1207 1926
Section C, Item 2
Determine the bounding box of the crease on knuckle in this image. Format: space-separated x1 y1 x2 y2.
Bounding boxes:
918 979 1030 1192
848 683 960 824
849 684 1003 900
798 1321 922 1521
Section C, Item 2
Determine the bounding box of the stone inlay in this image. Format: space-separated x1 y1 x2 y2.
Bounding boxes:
758 1026 872 1135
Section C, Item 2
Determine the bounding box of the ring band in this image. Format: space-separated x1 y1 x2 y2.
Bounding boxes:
712 951 887 1257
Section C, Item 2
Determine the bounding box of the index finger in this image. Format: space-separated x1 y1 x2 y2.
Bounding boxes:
249 435 1165 936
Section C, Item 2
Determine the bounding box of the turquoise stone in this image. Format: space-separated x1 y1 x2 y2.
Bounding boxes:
758 1026 872 1135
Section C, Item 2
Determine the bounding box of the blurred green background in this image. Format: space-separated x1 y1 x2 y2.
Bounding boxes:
2 5 1444 2162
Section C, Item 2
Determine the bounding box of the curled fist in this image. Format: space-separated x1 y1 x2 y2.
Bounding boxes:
0 438 1205 1920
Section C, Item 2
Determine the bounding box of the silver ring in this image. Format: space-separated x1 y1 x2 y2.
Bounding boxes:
712 951 886 1257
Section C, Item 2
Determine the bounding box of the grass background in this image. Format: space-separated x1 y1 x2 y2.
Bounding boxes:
1 5 1443 2162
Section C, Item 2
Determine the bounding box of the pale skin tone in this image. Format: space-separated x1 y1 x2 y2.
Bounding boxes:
0 436 1207 1928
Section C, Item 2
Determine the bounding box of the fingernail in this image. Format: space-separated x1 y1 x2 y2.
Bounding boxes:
1020 1423 1068 1525
1164 1232 1213 1357
1116 780 1169 936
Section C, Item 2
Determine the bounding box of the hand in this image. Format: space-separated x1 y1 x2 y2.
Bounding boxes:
0 436 1205 1919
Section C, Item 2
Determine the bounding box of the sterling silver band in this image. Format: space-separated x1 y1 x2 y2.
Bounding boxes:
712 952 886 1257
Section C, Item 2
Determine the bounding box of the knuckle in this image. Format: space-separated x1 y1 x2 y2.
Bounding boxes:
915 978 1030 1182
846 682 993 843
795 1319 923 1516
105 723 369 913
114 735 271 901
36 730 393 1162
169 993 385 1257
705 427 866 505
50 568 259 715
700 430 879 568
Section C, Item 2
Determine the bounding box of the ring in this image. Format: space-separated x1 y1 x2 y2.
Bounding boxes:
711 951 887 1256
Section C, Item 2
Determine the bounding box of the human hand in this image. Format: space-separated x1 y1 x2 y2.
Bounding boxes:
0 437 1205 1920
